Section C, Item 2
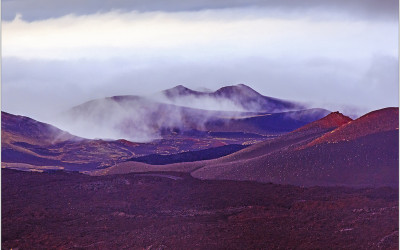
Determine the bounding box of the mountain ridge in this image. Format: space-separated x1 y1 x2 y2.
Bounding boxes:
53 85 326 141
303 107 398 149
161 84 305 112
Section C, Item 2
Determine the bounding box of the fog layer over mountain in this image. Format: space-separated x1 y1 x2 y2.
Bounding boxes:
2 4 398 121
49 85 316 142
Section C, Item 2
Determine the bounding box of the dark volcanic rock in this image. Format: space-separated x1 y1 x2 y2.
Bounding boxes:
128 144 248 165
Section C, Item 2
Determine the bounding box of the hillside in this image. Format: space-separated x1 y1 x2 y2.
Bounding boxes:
192 108 399 187
99 108 398 187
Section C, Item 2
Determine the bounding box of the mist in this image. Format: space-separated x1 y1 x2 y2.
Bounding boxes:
2 5 398 141
155 94 247 112
50 95 255 142
3 54 397 122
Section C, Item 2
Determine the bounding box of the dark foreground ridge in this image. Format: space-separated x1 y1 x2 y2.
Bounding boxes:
2 169 398 249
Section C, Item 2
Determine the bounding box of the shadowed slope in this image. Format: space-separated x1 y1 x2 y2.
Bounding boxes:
2 111 77 145
2 112 139 171
128 144 248 165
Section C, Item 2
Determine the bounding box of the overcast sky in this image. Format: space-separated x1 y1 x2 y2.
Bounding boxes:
2 0 399 121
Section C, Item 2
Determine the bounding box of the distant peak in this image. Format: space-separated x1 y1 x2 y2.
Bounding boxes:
164 84 193 92
193 87 213 93
214 84 261 96
236 83 252 89
217 84 253 90
326 111 351 119
174 84 189 89
293 111 352 134
162 85 200 97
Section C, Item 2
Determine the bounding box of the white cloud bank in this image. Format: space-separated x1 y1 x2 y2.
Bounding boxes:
3 9 397 60
2 8 398 121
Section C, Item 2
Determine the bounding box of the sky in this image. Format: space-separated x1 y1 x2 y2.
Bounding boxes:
2 0 399 121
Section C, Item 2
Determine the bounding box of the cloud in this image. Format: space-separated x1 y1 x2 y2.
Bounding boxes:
49 94 252 142
2 7 397 126
3 10 397 61
2 0 398 21
155 93 247 112
51 97 165 142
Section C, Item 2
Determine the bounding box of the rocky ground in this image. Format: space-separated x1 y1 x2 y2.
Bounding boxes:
2 169 398 249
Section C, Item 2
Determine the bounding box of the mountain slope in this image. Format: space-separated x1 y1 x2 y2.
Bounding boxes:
192 108 399 187
2 111 77 145
93 111 354 175
1 110 289 172
303 107 398 148
208 111 353 164
293 111 352 134
2 112 139 171
54 90 328 141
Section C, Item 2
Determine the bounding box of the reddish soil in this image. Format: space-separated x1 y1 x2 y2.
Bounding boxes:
293 111 352 133
190 108 398 186
305 107 398 148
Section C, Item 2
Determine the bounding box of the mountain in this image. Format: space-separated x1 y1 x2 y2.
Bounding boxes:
162 84 305 112
2 111 77 145
204 108 330 135
192 108 399 187
206 111 353 163
54 85 327 141
1 112 141 171
99 108 398 188
163 85 203 97
2 105 329 172
0 111 266 172
7 86 396 187
303 107 398 148
96 110 350 176
292 111 352 134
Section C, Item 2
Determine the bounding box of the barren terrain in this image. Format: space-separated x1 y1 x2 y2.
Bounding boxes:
2 169 398 249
